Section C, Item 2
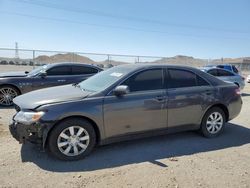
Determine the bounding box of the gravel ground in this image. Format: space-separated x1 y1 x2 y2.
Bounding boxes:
0 65 250 188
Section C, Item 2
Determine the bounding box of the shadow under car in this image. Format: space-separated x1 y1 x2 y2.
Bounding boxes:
20 122 250 172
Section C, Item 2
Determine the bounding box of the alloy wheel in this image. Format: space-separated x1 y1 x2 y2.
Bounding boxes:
57 126 90 156
206 112 223 134
0 87 18 106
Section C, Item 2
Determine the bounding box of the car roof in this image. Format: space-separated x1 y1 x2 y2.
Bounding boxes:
217 64 234 67
117 63 201 71
112 63 227 87
45 62 102 70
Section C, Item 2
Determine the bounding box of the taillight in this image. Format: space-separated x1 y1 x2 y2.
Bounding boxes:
235 88 241 95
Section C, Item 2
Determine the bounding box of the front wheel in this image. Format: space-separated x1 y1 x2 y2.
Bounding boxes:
48 118 96 161
200 107 226 138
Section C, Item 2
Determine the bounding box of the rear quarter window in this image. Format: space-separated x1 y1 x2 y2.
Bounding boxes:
232 66 239 73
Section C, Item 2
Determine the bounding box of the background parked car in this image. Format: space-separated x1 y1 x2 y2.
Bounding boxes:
0 60 8 65
247 75 250 83
201 67 245 90
0 62 102 106
216 64 239 74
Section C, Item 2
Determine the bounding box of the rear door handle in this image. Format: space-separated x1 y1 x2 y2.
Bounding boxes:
57 79 66 82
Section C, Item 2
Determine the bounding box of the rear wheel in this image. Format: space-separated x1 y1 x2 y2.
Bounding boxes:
48 118 96 161
200 107 226 138
0 86 20 106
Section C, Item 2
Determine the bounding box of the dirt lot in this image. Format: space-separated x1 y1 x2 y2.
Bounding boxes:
0 65 250 188
0 65 34 73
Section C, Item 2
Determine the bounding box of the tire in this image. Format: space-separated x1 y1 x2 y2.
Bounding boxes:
200 107 226 138
0 85 20 106
48 118 96 161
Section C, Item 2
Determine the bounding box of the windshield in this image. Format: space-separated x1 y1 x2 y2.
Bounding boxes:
27 65 48 76
78 66 132 92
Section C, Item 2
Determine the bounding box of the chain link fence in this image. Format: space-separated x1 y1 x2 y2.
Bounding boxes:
0 48 249 75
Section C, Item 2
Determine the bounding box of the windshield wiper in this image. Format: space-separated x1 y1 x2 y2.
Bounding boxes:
72 83 80 88
72 83 88 91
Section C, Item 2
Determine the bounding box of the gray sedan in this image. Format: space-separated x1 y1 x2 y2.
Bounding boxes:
201 67 245 90
10 64 242 160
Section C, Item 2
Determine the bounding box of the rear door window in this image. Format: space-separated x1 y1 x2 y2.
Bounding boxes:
47 66 72 76
207 69 218 76
217 69 234 76
72 66 99 75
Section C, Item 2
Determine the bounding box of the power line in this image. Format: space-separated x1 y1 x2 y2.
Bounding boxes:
11 0 250 35
1 11 250 40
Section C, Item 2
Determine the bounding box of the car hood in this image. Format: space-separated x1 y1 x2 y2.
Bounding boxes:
13 84 92 109
0 71 27 78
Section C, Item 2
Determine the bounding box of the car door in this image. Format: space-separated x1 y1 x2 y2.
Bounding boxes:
103 68 168 138
71 65 99 84
166 68 213 128
31 65 72 90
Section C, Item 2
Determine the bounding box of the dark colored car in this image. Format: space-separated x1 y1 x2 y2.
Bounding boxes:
201 67 245 90
0 62 102 106
9 64 242 160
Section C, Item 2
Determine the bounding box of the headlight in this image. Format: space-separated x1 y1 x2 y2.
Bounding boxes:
14 111 45 125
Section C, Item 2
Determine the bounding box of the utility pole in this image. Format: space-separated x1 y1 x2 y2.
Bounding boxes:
15 42 19 59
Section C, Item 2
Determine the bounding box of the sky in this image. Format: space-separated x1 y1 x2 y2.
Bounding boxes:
0 0 250 59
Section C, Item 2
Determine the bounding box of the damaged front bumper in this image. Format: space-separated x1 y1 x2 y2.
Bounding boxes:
9 120 43 145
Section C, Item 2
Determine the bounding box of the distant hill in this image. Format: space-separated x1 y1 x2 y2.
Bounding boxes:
35 53 95 64
151 55 207 67
100 59 129 66
211 57 250 64
34 53 129 66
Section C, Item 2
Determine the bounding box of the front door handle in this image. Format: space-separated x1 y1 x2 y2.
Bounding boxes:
155 96 166 102
57 79 66 82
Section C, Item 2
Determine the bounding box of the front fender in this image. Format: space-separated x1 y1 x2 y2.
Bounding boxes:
37 97 104 147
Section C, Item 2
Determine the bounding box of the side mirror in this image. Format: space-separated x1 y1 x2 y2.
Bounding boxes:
39 70 47 78
25 71 29 74
113 85 129 96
